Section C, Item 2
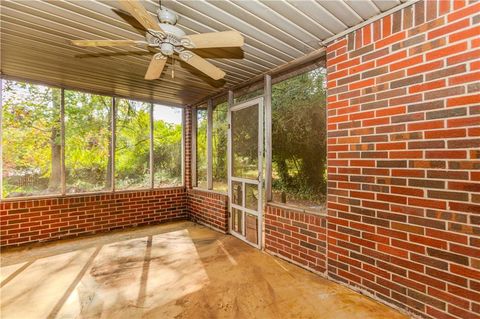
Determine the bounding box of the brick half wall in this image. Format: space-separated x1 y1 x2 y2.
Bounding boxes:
326 1 480 318
264 204 327 274
0 188 187 247
187 189 228 233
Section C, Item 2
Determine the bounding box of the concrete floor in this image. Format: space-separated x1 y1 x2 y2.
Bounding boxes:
1 221 409 319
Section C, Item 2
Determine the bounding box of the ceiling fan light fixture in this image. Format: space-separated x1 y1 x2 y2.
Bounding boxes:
157 8 177 25
160 42 175 56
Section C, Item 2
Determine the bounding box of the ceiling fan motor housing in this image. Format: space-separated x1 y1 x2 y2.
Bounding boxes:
146 9 187 56
157 8 177 25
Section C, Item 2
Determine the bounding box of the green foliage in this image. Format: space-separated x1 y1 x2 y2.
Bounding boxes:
3 67 327 205
212 101 228 191
153 111 182 187
115 99 151 189
231 104 259 179
195 102 228 191
271 68 327 207
194 69 327 205
196 109 208 186
234 89 263 103
2 81 61 197
2 80 183 197
65 91 112 192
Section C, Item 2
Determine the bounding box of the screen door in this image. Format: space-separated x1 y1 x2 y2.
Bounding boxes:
228 97 263 248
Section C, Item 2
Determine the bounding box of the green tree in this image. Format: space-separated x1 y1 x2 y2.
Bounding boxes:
231 104 259 179
153 112 182 187
64 91 112 192
2 81 184 197
115 99 151 189
212 101 228 190
271 68 327 206
196 109 208 186
2 81 61 197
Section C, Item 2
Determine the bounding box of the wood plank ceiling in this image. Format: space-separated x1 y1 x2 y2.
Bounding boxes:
1 0 408 106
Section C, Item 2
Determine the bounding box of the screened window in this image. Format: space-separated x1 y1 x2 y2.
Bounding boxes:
271 68 327 212
1 81 184 199
1 80 62 198
232 105 259 180
64 91 112 193
234 89 263 104
194 91 263 193
212 101 228 192
195 108 207 188
153 104 183 187
115 99 151 190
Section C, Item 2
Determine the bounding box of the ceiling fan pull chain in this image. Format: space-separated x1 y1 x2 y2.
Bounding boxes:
171 55 175 79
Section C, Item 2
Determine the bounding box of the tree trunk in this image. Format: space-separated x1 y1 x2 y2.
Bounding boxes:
105 99 113 189
49 126 62 191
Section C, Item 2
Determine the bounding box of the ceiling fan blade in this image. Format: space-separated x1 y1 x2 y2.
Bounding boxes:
145 53 167 80
192 47 244 59
182 31 244 49
75 50 153 59
71 40 141 47
112 8 147 35
179 51 226 80
118 0 164 33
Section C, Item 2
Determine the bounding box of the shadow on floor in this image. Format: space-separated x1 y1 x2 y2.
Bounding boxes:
0 221 409 319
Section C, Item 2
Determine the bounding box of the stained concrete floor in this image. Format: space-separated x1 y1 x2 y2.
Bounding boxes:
1 221 409 319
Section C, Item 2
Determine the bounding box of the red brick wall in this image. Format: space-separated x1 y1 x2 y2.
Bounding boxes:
326 1 480 318
0 188 187 247
264 204 327 274
0 107 226 248
187 189 228 232
183 106 229 232
183 105 229 232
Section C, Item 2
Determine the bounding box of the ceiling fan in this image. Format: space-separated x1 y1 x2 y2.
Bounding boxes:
70 0 244 81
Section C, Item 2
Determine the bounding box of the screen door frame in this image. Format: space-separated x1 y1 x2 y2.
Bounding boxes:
227 97 264 249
